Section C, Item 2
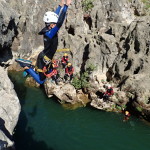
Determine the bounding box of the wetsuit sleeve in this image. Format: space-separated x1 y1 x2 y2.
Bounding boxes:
55 5 62 15
56 4 68 28
45 5 68 39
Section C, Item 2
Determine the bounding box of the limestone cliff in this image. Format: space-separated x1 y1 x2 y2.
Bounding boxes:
0 1 150 148
0 67 20 149
0 1 20 149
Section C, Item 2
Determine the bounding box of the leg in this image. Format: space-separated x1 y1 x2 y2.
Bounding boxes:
52 75 58 85
64 74 68 81
36 52 46 81
69 74 73 81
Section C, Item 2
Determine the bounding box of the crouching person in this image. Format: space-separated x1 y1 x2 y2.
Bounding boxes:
64 63 74 82
103 84 114 101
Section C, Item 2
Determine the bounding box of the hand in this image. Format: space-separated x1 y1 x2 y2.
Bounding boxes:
43 67 47 72
24 66 29 70
60 0 65 6
66 0 72 6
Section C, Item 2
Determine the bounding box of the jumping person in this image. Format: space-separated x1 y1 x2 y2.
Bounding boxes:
36 0 72 81
16 0 72 84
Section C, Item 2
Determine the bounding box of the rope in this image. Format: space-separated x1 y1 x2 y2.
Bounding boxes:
56 48 70 52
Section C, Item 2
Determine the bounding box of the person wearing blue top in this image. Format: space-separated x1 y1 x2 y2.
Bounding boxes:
16 0 72 84
36 0 72 81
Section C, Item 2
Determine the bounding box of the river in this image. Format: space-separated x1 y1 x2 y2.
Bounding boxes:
9 72 150 150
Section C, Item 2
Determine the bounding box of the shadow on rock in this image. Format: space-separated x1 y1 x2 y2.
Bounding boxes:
0 118 12 141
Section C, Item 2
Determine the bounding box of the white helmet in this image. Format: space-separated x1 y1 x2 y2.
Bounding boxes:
43 11 58 23
107 84 111 89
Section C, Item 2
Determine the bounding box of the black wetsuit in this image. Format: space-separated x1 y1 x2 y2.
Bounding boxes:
36 5 68 81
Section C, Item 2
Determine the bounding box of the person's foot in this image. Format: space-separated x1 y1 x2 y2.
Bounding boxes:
15 58 32 68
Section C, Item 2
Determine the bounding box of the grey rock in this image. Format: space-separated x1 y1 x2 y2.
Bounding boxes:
0 67 20 148
44 79 80 104
0 0 19 65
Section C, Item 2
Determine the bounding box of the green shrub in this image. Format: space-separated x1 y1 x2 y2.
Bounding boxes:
72 64 96 89
142 0 150 9
136 106 143 112
82 0 94 12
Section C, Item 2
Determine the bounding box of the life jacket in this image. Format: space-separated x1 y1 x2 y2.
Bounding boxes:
43 60 59 78
61 56 68 64
65 66 74 75
52 60 59 69
44 68 58 78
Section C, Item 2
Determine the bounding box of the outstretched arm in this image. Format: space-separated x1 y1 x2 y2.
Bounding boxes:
45 0 72 39
66 0 72 6
55 0 65 15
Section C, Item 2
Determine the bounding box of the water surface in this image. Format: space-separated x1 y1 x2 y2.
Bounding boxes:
9 72 150 150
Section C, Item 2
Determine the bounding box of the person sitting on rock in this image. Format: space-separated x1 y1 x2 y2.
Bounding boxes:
64 62 74 82
43 60 59 85
61 53 69 68
103 84 114 101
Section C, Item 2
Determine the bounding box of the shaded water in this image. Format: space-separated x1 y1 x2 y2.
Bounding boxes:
9 72 150 150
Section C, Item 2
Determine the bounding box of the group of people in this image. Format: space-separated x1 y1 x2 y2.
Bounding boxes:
43 53 74 85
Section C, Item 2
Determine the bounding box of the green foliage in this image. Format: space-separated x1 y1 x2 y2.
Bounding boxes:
72 64 96 90
82 0 94 12
72 72 90 90
136 106 143 112
116 105 122 111
142 0 150 9
86 63 97 72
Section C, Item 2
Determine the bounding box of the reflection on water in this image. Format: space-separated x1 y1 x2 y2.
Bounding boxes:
9 72 150 150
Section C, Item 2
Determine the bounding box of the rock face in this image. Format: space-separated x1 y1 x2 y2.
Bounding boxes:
4 0 149 117
0 67 20 148
0 0 19 65
44 79 89 107
0 2 150 146
0 1 20 149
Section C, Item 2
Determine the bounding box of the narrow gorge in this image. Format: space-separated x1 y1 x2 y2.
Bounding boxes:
0 0 150 149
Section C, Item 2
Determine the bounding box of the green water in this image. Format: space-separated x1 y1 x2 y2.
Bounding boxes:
9 72 150 150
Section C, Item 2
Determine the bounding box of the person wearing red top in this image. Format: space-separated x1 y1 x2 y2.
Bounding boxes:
64 63 74 82
103 84 114 100
61 53 69 68
43 60 59 84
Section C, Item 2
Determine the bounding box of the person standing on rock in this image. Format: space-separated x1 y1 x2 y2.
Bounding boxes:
36 0 72 81
64 62 74 82
61 53 69 68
